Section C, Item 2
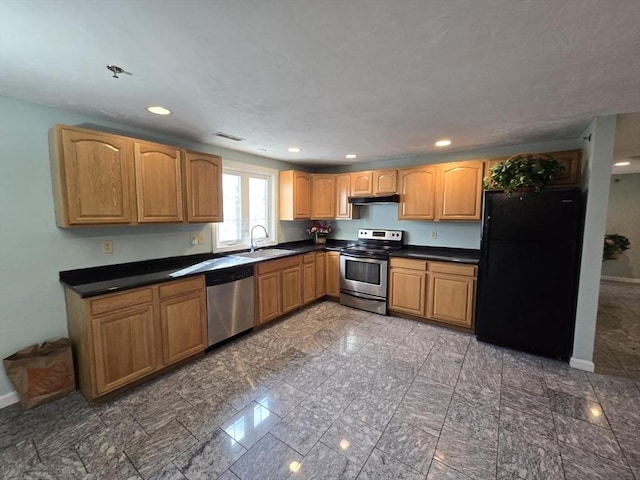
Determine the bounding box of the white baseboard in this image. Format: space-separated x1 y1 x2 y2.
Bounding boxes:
601 275 640 284
570 357 595 372
0 391 19 409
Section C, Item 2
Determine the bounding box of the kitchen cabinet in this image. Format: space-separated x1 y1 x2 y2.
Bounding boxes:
279 170 311 220
65 275 206 402
302 253 316 304
184 150 223 222
427 262 477 329
436 161 484 221
158 277 207 366
388 258 427 317
50 125 136 227
50 125 223 227
373 169 398 194
485 149 582 190
315 251 326 298
256 255 302 325
351 171 373 195
326 251 340 298
335 173 359 220
134 141 183 223
398 166 437 220
311 174 336 219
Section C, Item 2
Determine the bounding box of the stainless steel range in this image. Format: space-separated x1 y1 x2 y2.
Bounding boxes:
339 229 403 315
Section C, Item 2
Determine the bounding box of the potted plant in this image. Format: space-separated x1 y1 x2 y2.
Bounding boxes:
306 221 333 245
483 153 564 194
603 234 630 260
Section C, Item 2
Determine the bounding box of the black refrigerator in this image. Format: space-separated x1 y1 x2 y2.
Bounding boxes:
475 189 583 360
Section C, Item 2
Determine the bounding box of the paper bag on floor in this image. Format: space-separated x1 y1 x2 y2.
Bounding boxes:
3 337 76 409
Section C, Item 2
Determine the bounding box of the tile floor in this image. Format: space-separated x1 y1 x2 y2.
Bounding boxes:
1 281 639 480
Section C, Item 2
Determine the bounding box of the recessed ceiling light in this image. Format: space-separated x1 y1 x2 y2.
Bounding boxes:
435 139 452 147
147 106 171 115
614 161 630 166
345 154 357 159
288 147 301 153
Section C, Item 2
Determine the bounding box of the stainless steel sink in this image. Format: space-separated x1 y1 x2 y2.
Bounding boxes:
229 248 295 260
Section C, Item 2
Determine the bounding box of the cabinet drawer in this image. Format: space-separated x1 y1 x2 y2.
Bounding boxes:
257 255 301 274
158 276 204 299
390 258 428 271
303 253 315 264
90 287 154 317
429 262 477 277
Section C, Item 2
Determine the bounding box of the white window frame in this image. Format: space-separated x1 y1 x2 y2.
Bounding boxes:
212 160 279 253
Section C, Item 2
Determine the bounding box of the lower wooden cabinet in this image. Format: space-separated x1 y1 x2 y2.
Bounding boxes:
388 258 477 330
256 255 302 325
315 252 326 298
302 253 316 304
427 262 477 328
326 251 341 298
66 276 206 402
389 258 427 317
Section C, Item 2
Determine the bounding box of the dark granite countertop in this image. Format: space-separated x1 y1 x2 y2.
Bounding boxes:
60 239 354 298
391 245 480 264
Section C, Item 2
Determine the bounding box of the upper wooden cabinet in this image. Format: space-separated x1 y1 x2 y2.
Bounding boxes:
335 173 359 220
485 149 582 190
184 151 223 222
351 171 373 195
50 126 136 226
49 125 223 227
279 170 311 220
311 174 336 219
350 169 398 196
373 169 398 194
398 166 437 220
134 141 183 223
436 161 484 221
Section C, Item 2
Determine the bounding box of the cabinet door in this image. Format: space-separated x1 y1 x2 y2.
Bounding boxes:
335 173 359 219
373 169 398 194
427 273 475 328
282 265 302 313
436 161 484 221
547 150 581 187
134 141 183 223
326 251 340 298
311 174 336 219
279 171 311 220
257 272 282 325
184 151 223 222
398 166 437 220
57 127 135 226
160 291 207 366
91 304 157 395
315 252 326 298
351 171 373 196
389 268 427 317
302 255 316 304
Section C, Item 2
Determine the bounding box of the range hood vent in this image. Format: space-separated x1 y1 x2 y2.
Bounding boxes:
348 194 400 205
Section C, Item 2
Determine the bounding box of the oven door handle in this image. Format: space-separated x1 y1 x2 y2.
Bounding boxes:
340 290 384 301
340 253 385 263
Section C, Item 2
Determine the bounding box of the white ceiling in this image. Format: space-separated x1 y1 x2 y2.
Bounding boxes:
1 0 639 168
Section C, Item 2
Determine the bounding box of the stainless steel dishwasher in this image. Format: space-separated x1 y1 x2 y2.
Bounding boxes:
206 265 255 347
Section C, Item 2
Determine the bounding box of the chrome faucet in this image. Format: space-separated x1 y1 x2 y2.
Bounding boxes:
250 225 269 252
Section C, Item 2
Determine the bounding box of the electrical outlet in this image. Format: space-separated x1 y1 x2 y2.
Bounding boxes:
190 234 198 246
102 240 113 254
197 233 205 245
430 230 437 239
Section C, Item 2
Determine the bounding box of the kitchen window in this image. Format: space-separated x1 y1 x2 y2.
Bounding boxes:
212 160 278 252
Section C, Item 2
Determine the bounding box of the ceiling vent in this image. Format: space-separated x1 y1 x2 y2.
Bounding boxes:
213 132 245 142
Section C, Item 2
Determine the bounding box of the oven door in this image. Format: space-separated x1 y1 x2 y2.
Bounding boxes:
339 253 388 299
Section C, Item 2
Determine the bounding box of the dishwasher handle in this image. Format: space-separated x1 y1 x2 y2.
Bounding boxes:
205 266 254 287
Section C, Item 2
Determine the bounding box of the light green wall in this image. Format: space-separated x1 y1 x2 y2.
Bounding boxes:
0 96 307 401
572 115 617 370
601 173 640 279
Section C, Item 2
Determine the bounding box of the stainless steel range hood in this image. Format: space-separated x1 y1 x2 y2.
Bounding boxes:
348 194 400 205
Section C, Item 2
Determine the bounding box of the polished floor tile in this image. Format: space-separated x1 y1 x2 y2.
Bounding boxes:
1 281 639 479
